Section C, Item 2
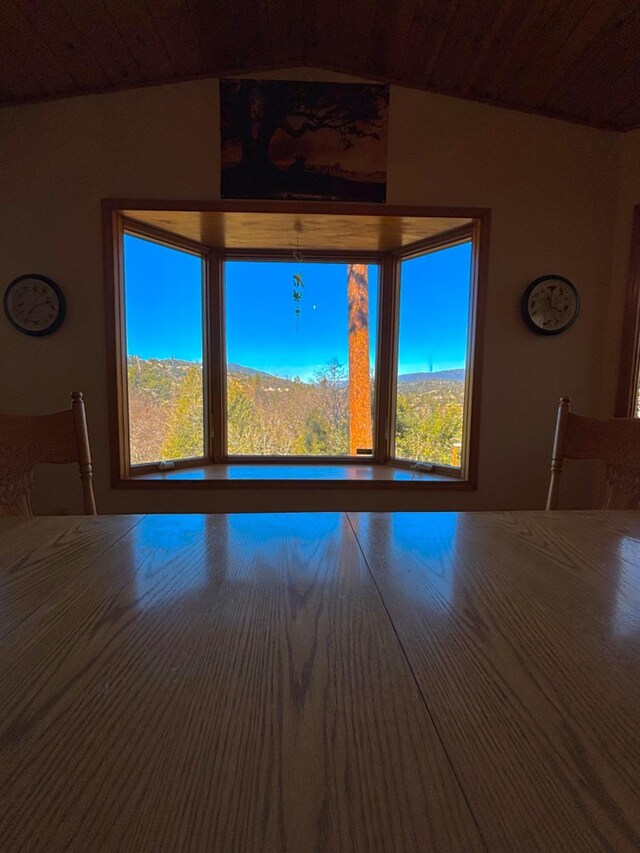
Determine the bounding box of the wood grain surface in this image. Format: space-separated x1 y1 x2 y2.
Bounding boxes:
121 208 472 252
0 515 143 637
2 510 639 850
348 510 640 852
4 1 640 129
0 512 482 852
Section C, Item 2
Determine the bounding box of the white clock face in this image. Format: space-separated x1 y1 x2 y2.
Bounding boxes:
526 279 578 333
5 276 64 335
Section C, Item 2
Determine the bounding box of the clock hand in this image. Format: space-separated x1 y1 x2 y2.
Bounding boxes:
24 299 49 320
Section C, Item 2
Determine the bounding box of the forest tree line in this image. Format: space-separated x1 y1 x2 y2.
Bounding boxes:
127 356 464 466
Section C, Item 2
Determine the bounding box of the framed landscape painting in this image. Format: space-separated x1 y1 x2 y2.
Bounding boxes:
220 79 389 202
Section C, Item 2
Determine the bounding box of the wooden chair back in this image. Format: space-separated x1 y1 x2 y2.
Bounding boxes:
547 396 640 510
0 391 97 517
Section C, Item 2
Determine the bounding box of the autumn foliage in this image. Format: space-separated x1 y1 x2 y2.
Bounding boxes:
127 357 464 466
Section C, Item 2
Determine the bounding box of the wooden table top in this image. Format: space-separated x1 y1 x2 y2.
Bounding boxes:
0 511 638 852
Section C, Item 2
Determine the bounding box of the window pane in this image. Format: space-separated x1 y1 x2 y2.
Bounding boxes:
394 241 472 467
123 234 204 465
225 260 378 457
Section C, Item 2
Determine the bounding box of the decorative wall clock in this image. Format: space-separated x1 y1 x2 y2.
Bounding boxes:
521 275 580 335
3 274 66 336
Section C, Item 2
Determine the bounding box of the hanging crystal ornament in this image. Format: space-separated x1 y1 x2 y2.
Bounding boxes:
292 233 304 330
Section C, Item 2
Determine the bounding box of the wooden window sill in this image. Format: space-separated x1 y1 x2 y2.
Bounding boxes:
119 463 473 490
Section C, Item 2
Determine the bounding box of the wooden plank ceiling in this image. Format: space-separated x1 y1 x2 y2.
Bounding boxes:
122 207 473 251
1 0 639 130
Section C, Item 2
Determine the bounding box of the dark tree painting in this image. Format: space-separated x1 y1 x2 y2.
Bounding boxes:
220 79 389 202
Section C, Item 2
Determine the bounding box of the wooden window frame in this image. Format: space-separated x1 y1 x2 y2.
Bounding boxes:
615 205 640 417
220 249 385 465
103 200 489 489
389 225 479 475
107 217 213 477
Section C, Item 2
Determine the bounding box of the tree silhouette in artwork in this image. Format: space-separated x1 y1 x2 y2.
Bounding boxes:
220 79 388 200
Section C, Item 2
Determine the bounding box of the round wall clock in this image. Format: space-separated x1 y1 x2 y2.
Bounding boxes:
3 274 66 336
521 274 580 335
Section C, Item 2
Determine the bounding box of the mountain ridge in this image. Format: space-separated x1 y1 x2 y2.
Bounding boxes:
397 369 465 383
129 357 465 385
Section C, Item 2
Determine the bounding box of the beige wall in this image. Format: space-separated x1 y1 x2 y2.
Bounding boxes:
0 71 627 514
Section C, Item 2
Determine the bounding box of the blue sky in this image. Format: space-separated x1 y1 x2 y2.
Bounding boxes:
225 260 379 380
397 242 472 375
124 234 204 361
124 234 472 379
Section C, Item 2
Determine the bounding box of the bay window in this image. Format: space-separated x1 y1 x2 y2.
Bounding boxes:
104 201 488 488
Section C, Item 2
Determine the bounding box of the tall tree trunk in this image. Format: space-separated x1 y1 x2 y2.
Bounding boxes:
235 84 279 172
348 264 372 455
